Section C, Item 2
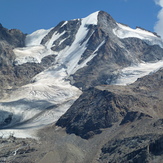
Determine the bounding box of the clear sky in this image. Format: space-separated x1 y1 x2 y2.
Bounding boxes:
0 0 162 35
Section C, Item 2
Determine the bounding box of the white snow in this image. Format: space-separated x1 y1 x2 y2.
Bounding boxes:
45 31 66 49
25 28 52 47
61 21 68 27
71 40 105 73
113 23 163 48
0 61 82 138
116 23 157 37
0 129 37 139
81 11 99 25
115 60 163 85
13 45 47 64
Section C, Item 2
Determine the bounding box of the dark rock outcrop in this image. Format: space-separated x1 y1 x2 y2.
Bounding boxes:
0 25 26 96
120 111 152 125
41 20 81 52
0 24 25 47
100 134 163 163
56 86 154 139
57 88 124 139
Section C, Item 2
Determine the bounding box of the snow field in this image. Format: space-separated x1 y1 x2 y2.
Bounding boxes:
115 60 163 85
113 23 163 48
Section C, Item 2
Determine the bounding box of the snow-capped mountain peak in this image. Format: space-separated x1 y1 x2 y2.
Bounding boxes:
81 11 99 25
1 11 163 138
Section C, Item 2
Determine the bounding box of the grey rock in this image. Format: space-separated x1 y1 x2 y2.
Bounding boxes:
100 134 163 163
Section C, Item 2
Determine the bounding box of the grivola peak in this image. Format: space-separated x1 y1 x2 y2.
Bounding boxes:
0 11 163 163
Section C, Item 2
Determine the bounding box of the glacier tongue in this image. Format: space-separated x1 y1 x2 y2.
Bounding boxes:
0 66 81 138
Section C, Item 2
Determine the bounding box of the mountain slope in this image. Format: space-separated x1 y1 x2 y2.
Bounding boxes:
0 10 163 162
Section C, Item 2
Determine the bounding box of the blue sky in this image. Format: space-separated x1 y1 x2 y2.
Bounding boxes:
0 0 162 35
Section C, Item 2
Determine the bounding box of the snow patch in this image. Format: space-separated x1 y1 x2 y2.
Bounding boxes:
25 28 52 47
13 45 47 64
81 11 99 25
52 13 98 75
0 129 37 139
114 60 163 85
45 31 66 49
113 23 163 48
72 40 105 72
61 21 68 27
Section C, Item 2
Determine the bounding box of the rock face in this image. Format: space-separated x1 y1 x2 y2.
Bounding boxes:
100 134 163 163
56 86 152 139
57 88 122 139
0 25 26 97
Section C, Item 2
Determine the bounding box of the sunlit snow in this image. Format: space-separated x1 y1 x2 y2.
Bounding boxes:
113 23 163 48
81 11 99 25
115 60 163 85
25 28 52 47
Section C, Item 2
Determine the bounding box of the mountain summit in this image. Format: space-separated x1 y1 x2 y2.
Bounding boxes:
0 11 163 162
